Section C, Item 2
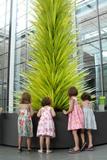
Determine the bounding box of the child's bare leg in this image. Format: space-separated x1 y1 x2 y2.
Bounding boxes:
87 129 93 147
80 129 85 144
72 130 79 151
80 129 87 151
27 137 31 150
46 136 51 153
18 136 22 149
39 136 44 152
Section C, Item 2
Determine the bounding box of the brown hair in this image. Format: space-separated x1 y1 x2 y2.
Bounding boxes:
20 92 31 104
41 97 51 106
81 92 91 101
68 86 78 97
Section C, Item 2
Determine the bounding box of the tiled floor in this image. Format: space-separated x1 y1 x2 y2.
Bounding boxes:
0 145 107 160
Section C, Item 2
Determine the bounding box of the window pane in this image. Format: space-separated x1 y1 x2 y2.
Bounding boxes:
77 17 99 44
2 84 7 109
0 54 8 68
99 0 107 14
0 70 3 83
0 1 6 28
102 39 107 64
99 14 107 39
15 47 27 64
3 69 7 83
79 41 101 67
0 56 3 69
16 33 26 48
0 40 5 55
76 0 97 23
16 15 27 32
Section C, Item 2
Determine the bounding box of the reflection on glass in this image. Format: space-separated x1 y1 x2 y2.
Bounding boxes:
15 47 27 64
79 42 101 66
99 0 107 14
3 69 7 83
0 54 8 68
17 0 26 18
16 15 26 32
78 18 99 44
76 0 97 23
103 65 107 96
0 1 6 28
0 84 2 106
0 56 3 69
99 14 107 39
14 63 26 82
5 39 9 53
0 40 5 55
16 32 26 48
102 39 107 64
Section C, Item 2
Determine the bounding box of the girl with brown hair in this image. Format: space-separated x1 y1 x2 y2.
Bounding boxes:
18 92 33 151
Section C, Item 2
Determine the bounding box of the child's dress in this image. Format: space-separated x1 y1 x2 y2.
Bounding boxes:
18 104 33 137
37 106 55 137
83 104 97 130
68 97 84 130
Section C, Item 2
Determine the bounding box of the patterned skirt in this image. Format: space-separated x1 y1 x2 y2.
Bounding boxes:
18 114 33 137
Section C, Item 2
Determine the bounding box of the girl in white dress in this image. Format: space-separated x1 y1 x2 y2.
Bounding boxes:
80 92 97 151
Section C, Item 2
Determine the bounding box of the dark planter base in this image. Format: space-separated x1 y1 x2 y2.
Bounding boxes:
0 112 107 148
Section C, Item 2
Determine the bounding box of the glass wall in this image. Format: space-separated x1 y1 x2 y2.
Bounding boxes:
0 0 107 111
0 0 10 110
76 0 107 105
14 0 32 93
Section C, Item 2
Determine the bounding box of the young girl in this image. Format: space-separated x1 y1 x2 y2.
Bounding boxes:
63 86 84 154
80 92 97 151
37 97 56 153
18 92 33 151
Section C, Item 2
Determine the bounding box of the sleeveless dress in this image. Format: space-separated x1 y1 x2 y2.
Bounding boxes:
37 106 55 137
83 105 97 130
68 97 84 130
18 104 33 137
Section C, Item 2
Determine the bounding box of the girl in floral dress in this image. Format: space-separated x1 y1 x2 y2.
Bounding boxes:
37 97 56 153
18 92 33 151
63 86 84 154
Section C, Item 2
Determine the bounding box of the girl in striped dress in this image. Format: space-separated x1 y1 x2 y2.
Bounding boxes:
80 92 97 151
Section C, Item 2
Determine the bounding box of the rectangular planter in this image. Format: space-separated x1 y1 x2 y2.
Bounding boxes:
0 112 107 148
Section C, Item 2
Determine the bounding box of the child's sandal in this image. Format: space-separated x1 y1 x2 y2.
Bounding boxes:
85 146 94 151
28 148 32 152
18 147 22 152
69 148 80 154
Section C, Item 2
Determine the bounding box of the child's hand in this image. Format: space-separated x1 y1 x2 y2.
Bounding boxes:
63 110 67 115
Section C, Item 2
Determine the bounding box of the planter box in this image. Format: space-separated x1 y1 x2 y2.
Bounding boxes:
0 112 107 148
0 114 2 144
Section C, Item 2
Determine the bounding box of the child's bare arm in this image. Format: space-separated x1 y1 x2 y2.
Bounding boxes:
63 99 74 115
37 109 41 117
51 107 56 117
